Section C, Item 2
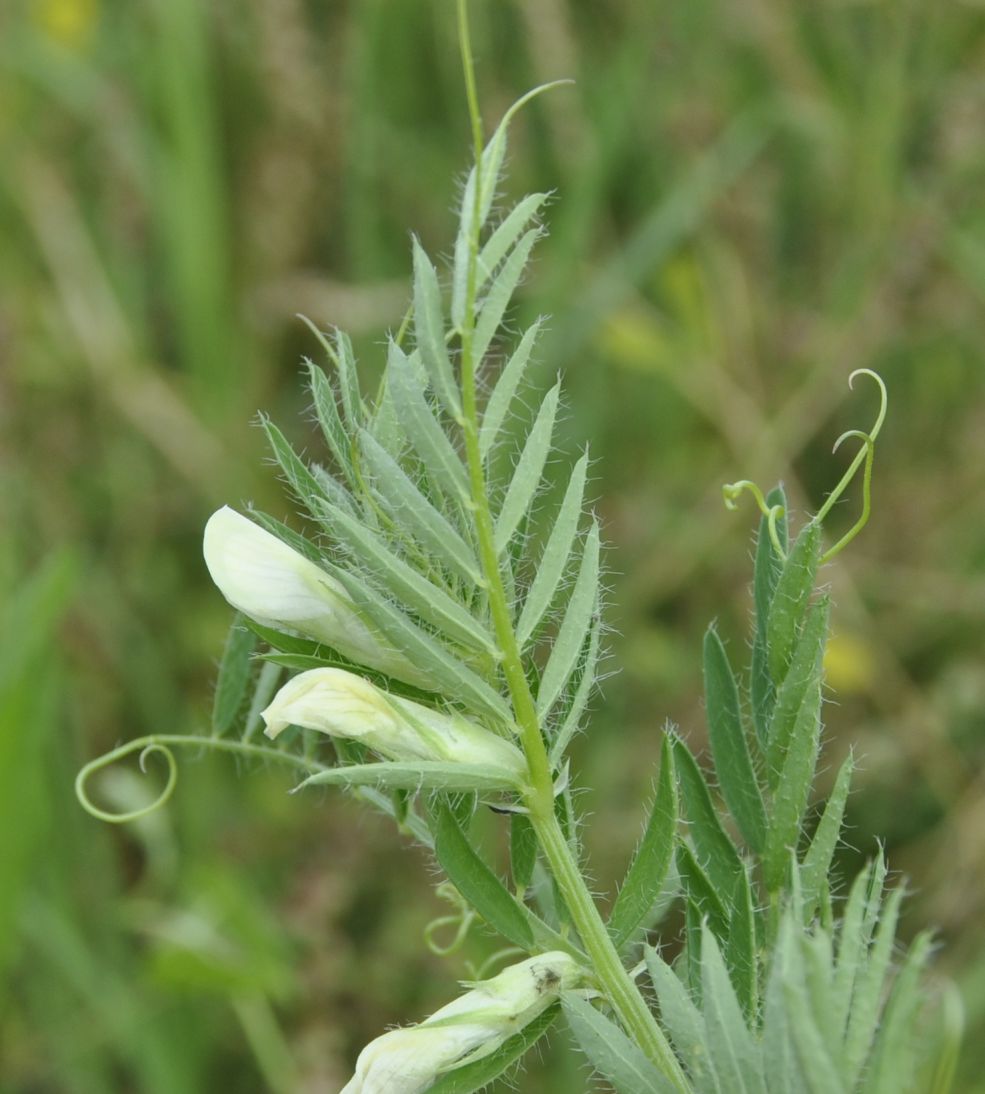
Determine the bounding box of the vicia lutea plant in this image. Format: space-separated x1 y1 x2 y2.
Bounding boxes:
76 5 960 1090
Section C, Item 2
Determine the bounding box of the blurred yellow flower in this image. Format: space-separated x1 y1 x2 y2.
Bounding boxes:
35 0 99 50
824 632 877 695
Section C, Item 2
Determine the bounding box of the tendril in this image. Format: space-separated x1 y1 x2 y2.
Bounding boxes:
75 734 330 824
814 369 887 526
75 739 178 823
424 881 476 956
721 480 787 560
723 369 887 561
819 429 874 563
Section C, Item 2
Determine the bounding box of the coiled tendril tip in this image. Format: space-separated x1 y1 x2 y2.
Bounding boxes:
722 369 887 563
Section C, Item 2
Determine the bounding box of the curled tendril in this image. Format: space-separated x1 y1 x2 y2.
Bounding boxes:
424 881 476 956
75 734 329 824
814 368 887 527
75 738 178 823
723 369 887 561
820 429 874 563
721 480 787 560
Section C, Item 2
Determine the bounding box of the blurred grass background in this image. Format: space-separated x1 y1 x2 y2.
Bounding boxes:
1 0 984 1090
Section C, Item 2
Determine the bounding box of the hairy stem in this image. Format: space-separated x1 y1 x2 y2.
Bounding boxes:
454 4 686 1085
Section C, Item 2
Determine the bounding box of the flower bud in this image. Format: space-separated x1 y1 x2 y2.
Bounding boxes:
341 951 583 1093
203 506 428 688
261 667 525 780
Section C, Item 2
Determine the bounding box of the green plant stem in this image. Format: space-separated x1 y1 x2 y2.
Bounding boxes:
454 6 686 1085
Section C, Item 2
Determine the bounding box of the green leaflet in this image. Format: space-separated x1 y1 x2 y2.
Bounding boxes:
800 753 854 926
703 627 767 853
328 566 511 723
750 487 789 747
211 616 257 737
645 946 717 1093
298 315 363 430
306 358 352 478
451 119 511 328
412 237 461 417
762 676 823 893
358 430 481 585
865 931 935 1094
516 450 589 648
473 228 541 366
295 761 521 794
388 342 470 503
676 842 730 940
494 381 560 553
475 192 549 300
260 415 329 513
700 928 766 1094
767 596 830 789
831 857 887 1045
766 520 822 685
479 321 541 460
671 736 745 899
536 521 600 716
431 801 534 951
841 885 904 1086
776 917 845 1094
762 925 802 1094
510 813 537 893
314 499 496 656
549 618 601 767
724 866 759 1023
608 734 677 951
562 993 677 1094
426 1004 559 1094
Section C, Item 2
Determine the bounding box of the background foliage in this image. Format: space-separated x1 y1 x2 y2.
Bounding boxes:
1 0 983 1090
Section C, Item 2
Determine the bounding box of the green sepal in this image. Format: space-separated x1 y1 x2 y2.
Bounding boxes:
426 1003 559 1094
